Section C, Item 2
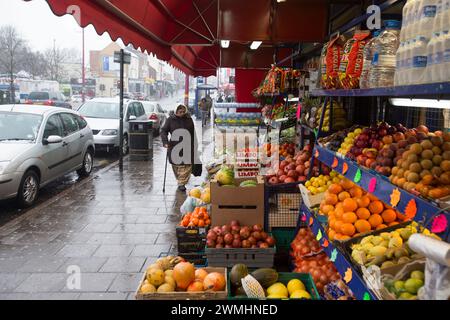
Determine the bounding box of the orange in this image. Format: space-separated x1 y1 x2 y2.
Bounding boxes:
367 193 378 201
321 204 334 215
328 183 343 194
340 179 354 190
368 214 383 228
328 211 336 219
335 202 344 211
356 196 371 208
338 191 351 201
205 219 211 226
354 219 371 233
329 218 336 230
191 217 199 226
328 229 336 241
376 223 388 230
335 207 344 220
198 219 205 227
340 235 351 240
341 223 356 236
356 208 371 220
381 209 397 223
334 232 344 241
368 200 384 215
325 194 338 206
334 220 344 233
342 212 357 224
342 198 358 212
349 187 363 198
388 221 399 227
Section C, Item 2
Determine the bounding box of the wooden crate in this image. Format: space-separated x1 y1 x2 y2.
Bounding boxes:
299 184 325 209
135 267 227 300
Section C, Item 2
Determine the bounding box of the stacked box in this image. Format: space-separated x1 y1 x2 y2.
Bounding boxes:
176 226 208 266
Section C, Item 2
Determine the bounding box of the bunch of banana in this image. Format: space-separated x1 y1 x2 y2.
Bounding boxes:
314 101 348 132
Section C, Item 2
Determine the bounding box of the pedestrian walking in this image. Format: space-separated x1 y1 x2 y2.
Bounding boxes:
199 97 208 127
161 104 199 192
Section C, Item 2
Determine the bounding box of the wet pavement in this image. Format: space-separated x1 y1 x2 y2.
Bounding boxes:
0 120 212 300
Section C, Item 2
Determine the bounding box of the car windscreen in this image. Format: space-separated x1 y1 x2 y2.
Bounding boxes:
142 103 155 113
78 101 119 119
28 92 49 100
0 112 43 142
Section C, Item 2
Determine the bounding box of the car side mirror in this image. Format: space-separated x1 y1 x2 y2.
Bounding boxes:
129 115 137 121
43 135 63 145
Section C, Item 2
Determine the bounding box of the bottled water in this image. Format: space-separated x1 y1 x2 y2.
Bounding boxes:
409 0 422 39
434 30 448 81
443 30 450 81
418 0 439 39
400 0 414 42
395 42 406 85
424 32 439 82
369 20 401 88
359 31 381 89
432 0 444 34
404 39 415 84
411 36 429 84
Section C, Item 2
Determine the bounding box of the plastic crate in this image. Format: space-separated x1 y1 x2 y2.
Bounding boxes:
206 247 276 268
178 252 208 267
267 192 301 229
176 226 208 254
271 228 296 254
227 271 320 300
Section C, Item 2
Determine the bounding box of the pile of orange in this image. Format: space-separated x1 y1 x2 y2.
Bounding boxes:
180 207 211 228
319 178 408 241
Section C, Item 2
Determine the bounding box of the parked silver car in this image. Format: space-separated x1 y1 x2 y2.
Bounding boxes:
141 101 167 135
0 105 95 207
77 98 148 155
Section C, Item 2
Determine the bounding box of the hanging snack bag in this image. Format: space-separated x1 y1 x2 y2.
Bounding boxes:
338 31 371 89
320 35 345 89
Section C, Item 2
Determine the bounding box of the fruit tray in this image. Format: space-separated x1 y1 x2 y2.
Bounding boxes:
206 247 276 268
135 267 227 300
339 221 415 276
227 271 320 300
298 184 325 209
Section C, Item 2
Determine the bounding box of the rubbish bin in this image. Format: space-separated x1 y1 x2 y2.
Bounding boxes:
129 120 153 161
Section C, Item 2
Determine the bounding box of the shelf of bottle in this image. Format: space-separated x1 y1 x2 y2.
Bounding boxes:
314 145 448 239
310 82 450 97
299 204 377 300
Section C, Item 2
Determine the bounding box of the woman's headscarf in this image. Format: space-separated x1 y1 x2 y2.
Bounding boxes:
175 104 188 117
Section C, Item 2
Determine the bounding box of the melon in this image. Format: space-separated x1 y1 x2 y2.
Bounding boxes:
215 166 235 186
172 262 195 290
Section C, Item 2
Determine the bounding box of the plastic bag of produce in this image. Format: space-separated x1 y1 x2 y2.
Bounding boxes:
338 31 371 89
180 196 197 215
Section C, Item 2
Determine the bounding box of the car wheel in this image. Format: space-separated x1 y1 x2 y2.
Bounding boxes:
17 170 40 208
77 149 94 177
121 134 129 155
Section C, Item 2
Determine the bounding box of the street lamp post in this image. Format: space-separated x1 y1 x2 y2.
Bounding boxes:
81 28 85 104
114 49 131 171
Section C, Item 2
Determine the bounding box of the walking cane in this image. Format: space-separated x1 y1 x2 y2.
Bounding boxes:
163 149 168 193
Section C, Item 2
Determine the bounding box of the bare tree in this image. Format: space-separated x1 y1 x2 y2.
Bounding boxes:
44 42 69 82
0 25 25 103
20 48 47 79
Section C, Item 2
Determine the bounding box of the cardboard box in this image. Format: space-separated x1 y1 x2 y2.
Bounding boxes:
299 184 325 209
211 176 264 227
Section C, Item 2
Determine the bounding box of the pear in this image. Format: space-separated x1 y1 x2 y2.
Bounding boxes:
371 236 384 246
380 232 391 240
388 236 403 249
369 245 387 257
385 248 395 259
400 229 412 241
367 255 386 267
361 236 374 245
394 248 409 259
381 261 396 269
397 256 411 264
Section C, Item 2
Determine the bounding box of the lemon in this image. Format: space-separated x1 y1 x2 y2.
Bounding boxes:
267 283 289 298
267 294 288 299
305 181 311 188
290 290 311 299
317 186 327 193
287 279 306 295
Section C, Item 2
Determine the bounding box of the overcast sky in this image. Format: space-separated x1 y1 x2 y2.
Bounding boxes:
0 0 115 54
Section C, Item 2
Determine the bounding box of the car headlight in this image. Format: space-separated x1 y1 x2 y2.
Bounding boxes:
102 129 118 136
0 161 10 174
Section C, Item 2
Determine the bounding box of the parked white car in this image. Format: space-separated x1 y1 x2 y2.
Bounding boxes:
77 98 148 155
141 101 167 135
0 105 95 207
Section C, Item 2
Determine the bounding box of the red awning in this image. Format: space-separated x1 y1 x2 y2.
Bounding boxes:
27 0 329 76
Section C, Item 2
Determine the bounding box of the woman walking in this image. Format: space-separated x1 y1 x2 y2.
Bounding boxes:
161 104 198 192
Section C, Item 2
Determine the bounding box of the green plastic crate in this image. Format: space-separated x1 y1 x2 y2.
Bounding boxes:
272 228 296 254
227 270 320 300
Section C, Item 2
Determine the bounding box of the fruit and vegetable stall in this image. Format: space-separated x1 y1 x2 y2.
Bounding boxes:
135 1 450 301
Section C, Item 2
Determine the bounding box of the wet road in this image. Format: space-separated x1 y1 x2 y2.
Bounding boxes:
0 151 119 226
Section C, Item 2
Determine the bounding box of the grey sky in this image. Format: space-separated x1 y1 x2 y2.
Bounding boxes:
0 0 114 54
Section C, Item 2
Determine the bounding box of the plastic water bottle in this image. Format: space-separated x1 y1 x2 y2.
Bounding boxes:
432 0 444 34
369 20 401 87
424 32 439 82
360 31 381 89
400 0 414 42
443 30 450 81
395 42 406 85
411 36 429 83
418 0 439 39
434 30 448 81
409 0 422 39
403 39 415 84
